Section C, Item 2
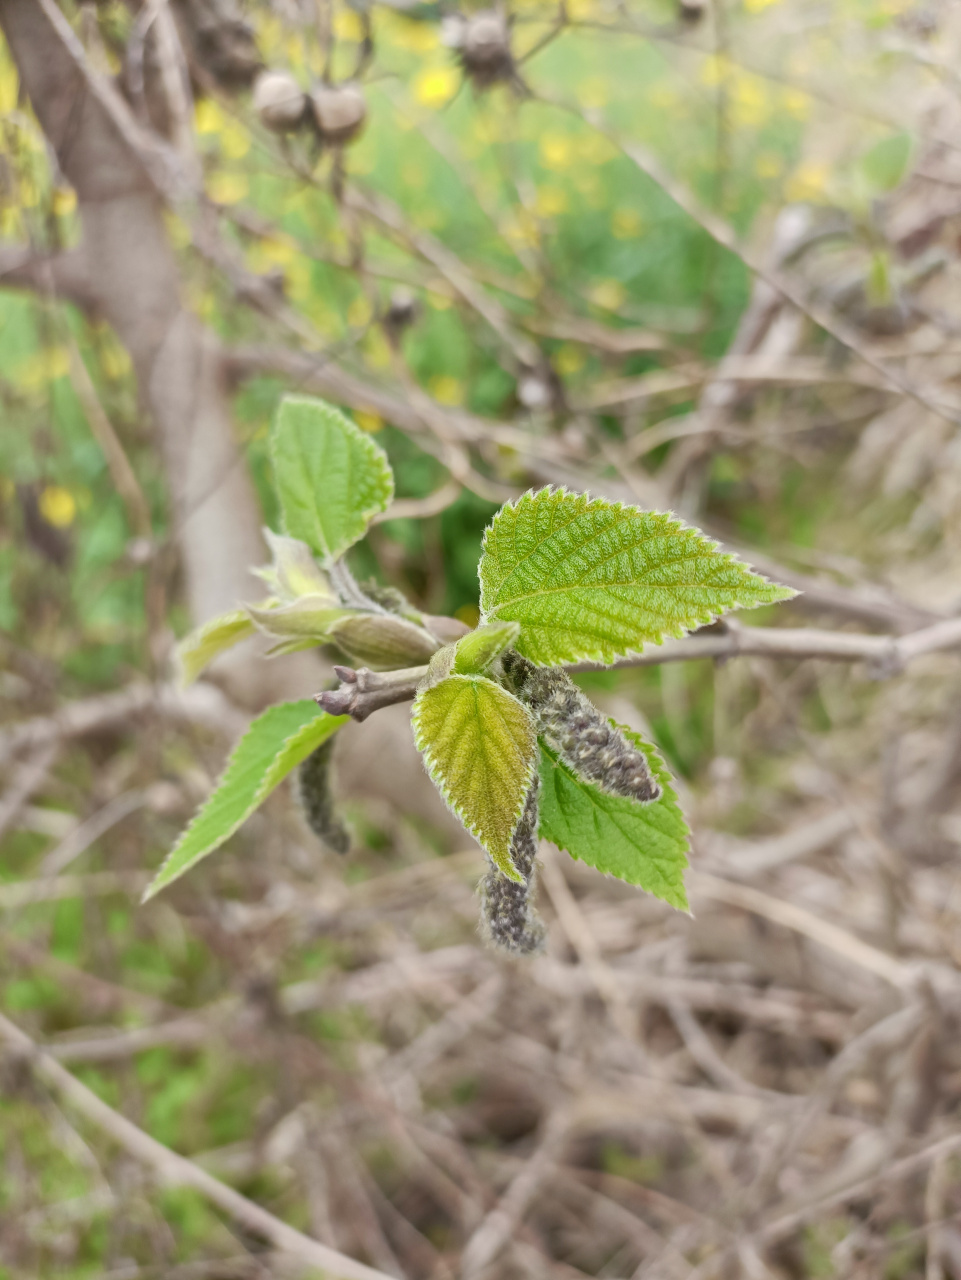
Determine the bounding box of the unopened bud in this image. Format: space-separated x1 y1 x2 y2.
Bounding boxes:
327 612 439 668
253 70 308 133
311 82 367 145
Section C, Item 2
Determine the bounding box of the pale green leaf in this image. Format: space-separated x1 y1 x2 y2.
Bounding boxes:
328 612 440 669
177 610 257 686
412 675 536 880
252 529 338 602
479 487 796 666
860 132 912 194
538 725 690 911
271 396 394 563
143 701 347 901
247 596 351 639
452 620 521 675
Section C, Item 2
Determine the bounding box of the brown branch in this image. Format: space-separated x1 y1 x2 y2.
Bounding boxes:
0 1010 400 1280
316 617 961 722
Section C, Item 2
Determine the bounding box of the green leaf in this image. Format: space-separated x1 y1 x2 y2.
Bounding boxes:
479 487 796 666
538 725 690 911
143 702 347 901
452 620 521 675
252 529 338 602
247 596 351 639
412 675 536 880
860 132 912 194
177 610 257 686
271 396 394 563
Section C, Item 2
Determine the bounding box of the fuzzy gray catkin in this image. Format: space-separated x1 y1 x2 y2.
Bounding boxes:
500 651 661 804
480 774 545 955
298 738 350 854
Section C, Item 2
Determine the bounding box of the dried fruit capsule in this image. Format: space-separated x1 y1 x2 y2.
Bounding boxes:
298 737 350 854
480 774 545 955
310 82 367 145
252 70 308 133
500 651 661 804
460 11 513 87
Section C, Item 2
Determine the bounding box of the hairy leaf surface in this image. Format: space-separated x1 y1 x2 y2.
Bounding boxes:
177 610 257 686
272 396 394 563
412 675 536 880
143 702 347 900
539 725 690 910
479 488 796 666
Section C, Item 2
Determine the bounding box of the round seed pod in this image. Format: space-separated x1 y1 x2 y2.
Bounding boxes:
461 11 513 86
383 287 419 337
252 70 308 133
310 82 368 145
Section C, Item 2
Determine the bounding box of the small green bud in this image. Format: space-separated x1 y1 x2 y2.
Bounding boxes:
327 613 440 669
453 620 521 676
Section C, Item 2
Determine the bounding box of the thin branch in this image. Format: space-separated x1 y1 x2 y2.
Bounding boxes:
316 617 961 722
0 1010 399 1280
0 682 246 765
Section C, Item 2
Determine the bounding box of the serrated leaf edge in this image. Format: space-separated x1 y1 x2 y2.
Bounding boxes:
540 722 692 913
411 675 535 883
271 396 395 564
479 485 797 667
142 704 346 901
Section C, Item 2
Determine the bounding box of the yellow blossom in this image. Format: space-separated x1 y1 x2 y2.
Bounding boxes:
101 342 132 381
195 99 224 134
347 295 373 327
539 134 573 170
555 344 585 376
612 208 643 239
535 186 568 217
786 161 829 202
51 187 77 217
354 410 383 432
38 485 76 528
207 172 248 205
334 8 365 40
220 119 251 160
391 15 441 52
429 375 464 406
591 280 626 311
782 87 810 119
412 65 459 108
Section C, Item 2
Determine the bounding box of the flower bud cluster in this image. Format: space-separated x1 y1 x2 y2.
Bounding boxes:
500 651 661 804
298 738 350 854
480 774 545 955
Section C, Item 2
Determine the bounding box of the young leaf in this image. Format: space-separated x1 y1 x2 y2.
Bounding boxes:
452 620 521 675
271 396 394 563
177 610 257 686
143 701 347 901
412 674 537 881
252 529 338 602
479 487 796 666
538 725 690 911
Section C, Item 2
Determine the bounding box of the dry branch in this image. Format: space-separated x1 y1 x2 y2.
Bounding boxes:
0 1010 400 1280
